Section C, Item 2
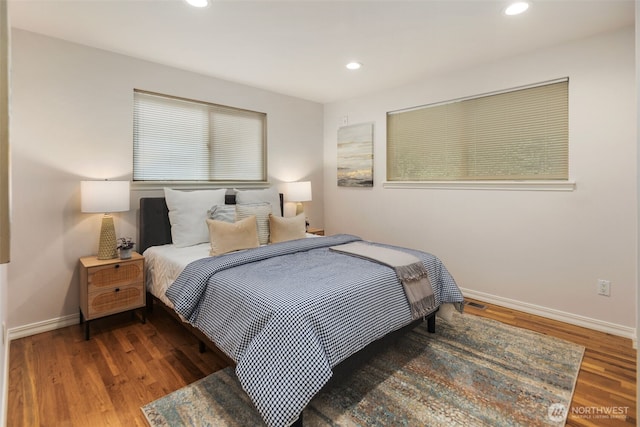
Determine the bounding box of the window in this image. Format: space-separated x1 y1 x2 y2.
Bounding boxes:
387 79 569 182
133 90 267 183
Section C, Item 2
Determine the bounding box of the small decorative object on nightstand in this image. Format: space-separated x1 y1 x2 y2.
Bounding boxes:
116 237 135 259
307 227 324 236
79 252 146 340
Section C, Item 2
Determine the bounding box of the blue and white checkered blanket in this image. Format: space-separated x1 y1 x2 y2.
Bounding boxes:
166 234 464 427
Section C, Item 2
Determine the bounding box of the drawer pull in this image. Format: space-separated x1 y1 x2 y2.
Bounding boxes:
114 264 120 269
115 288 120 292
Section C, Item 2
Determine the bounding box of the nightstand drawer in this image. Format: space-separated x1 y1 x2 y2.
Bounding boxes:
87 260 144 291
88 283 144 318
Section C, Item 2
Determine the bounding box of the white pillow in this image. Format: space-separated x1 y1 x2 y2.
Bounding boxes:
235 188 282 217
164 188 227 247
207 205 236 223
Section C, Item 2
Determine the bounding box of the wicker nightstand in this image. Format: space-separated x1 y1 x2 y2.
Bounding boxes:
79 252 146 340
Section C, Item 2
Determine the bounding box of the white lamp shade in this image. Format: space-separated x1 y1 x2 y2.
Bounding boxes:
285 181 312 202
81 180 130 213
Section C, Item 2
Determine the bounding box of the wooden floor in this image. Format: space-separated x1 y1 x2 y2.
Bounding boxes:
8 299 636 426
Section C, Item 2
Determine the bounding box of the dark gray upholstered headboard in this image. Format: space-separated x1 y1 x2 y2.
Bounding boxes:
139 193 284 253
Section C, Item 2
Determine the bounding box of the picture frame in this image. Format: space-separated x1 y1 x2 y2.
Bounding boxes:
337 122 374 187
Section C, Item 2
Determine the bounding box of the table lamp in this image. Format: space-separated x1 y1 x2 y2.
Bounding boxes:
81 180 130 260
285 181 312 216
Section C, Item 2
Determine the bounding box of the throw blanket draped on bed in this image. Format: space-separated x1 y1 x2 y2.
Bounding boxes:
330 241 436 319
166 234 464 427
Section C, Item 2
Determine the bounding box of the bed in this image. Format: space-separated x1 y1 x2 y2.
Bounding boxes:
140 189 464 427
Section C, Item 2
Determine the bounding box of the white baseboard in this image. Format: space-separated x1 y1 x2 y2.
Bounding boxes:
7 313 78 341
1 324 8 427
462 288 637 342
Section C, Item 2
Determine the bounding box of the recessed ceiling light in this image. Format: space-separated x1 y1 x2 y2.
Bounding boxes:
504 2 530 16
185 0 209 7
346 62 362 70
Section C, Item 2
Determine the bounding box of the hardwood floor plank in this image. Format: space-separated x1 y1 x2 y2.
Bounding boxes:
8 299 636 426
54 332 90 427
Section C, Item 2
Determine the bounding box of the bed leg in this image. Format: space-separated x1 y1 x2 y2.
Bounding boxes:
427 313 436 333
291 414 303 427
146 293 154 313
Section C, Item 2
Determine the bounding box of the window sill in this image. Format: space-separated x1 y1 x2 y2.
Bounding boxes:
382 180 576 192
131 181 271 191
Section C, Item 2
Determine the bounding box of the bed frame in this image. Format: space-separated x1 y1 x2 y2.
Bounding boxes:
138 193 437 426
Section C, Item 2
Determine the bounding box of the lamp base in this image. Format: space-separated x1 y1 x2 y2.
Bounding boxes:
295 202 304 216
97 214 118 260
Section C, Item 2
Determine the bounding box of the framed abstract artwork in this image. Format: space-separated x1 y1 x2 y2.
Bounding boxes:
337 123 373 187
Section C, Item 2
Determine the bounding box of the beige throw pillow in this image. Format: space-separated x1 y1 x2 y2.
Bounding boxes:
269 213 306 243
207 215 260 256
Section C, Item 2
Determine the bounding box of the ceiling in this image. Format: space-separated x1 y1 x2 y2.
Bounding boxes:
7 0 635 104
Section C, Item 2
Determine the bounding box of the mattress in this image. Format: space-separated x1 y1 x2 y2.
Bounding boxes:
144 242 210 309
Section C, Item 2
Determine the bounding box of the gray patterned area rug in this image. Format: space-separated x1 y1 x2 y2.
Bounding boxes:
142 312 584 427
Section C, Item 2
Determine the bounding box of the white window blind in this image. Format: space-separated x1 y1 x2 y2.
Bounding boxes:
133 90 266 182
387 79 569 181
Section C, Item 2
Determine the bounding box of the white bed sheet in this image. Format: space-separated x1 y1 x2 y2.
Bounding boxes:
144 243 210 308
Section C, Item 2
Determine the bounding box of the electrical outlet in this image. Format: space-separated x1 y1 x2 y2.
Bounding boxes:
597 279 611 297
341 116 349 126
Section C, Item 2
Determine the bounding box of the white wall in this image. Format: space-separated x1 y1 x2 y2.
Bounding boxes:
8 29 324 331
324 26 637 334
5 25 637 337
